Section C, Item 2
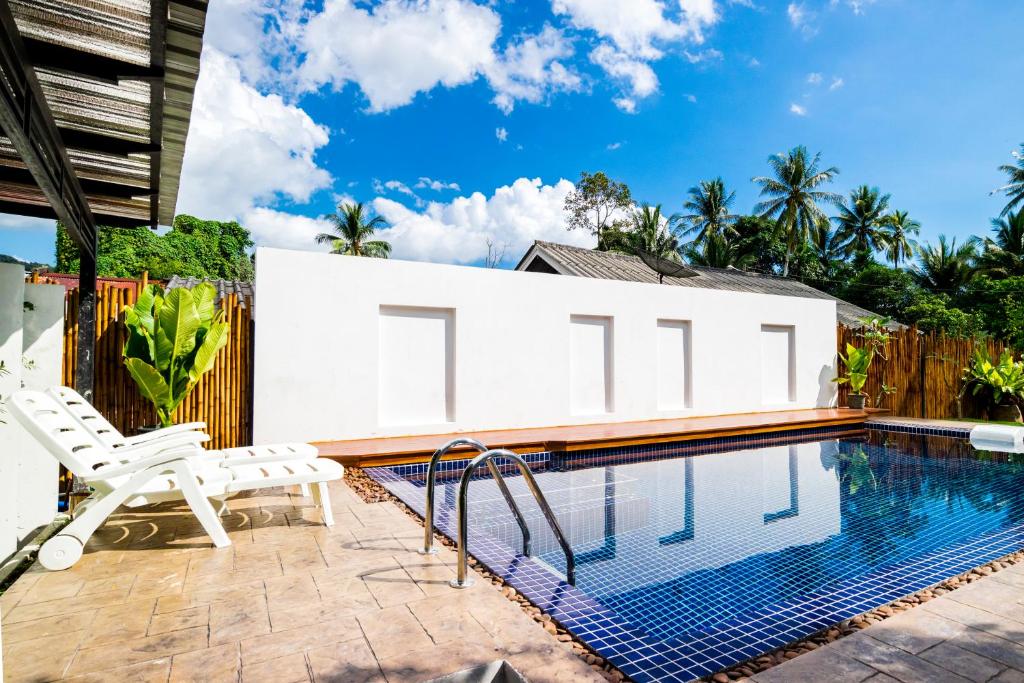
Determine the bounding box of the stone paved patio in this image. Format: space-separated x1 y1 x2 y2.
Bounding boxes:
0 479 601 683
752 562 1024 683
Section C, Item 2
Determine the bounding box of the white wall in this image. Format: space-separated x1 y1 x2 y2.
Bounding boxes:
254 248 838 443
0 265 65 561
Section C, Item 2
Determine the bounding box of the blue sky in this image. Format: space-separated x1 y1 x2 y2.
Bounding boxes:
2 0 1022 268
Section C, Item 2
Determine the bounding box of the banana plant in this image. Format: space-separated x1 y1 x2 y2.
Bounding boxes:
833 343 873 396
962 348 1024 407
123 282 229 427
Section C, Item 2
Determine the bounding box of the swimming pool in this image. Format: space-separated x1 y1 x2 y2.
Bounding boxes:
367 425 1024 682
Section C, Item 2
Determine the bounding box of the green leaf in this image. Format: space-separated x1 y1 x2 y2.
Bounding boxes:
159 288 201 364
192 282 218 326
189 321 229 381
124 358 171 410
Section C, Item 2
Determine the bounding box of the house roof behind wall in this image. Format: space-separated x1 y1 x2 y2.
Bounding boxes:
515 240 899 329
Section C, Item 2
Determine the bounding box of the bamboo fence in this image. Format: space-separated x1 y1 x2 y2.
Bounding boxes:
60 281 254 449
836 325 1010 419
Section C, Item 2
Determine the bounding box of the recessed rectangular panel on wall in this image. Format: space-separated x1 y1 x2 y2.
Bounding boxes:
570 315 613 415
760 324 796 405
379 306 454 426
656 319 692 411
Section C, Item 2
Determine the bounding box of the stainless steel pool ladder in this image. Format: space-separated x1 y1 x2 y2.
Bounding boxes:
420 439 576 589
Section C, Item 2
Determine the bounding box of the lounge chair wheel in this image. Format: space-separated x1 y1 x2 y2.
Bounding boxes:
39 534 83 571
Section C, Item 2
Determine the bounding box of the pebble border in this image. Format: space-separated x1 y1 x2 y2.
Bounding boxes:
342 467 1024 683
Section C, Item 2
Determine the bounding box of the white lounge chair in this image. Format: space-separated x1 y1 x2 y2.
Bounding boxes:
10 390 343 571
48 386 318 465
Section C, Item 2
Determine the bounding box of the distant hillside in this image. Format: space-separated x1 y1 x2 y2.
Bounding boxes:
0 253 50 271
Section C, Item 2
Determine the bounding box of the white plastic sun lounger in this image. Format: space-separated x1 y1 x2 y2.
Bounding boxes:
48 386 319 466
11 390 343 571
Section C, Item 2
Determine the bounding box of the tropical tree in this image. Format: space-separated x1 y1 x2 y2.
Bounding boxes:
672 177 738 243
978 210 1024 279
563 171 633 250
879 210 921 268
912 235 978 294
835 185 891 260
315 202 391 257
752 146 841 276
683 233 754 269
993 144 1024 217
622 204 681 282
809 217 846 276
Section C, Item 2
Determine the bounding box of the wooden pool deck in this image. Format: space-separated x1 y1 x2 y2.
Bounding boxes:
314 408 869 467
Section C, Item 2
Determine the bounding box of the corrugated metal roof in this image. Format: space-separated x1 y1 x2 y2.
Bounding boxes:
0 0 207 227
166 275 254 311
517 241 898 329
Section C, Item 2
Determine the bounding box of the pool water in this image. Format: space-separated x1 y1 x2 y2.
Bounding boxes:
369 429 1024 682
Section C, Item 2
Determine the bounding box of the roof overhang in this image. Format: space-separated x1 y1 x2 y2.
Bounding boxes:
513 242 575 275
0 0 208 253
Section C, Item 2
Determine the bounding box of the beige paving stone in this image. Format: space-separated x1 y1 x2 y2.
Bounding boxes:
505 641 606 683
1 631 81 682
989 670 1024 683
241 652 311 683
358 604 434 661
3 587 132 623
169 643 241 682
128 567 187 600
239 616 360 665
209 594 271 645
67 625 209 676
864 609 967 654
79 598 158 648
751 646 878 683
361 566 427 607
0 609 97 645
919 641 1006 682
155 578 266 614
307 637 388 683
17 570 87 604
78 573 137 597
951 627 1024 671
947 579 1024 621
832 633 971 682
63 657 172 683
376 639 504 683
148 605 210 635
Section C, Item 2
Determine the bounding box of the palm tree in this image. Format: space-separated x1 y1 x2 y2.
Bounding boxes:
314 202 391 257
809 217 845 275
752 146 841 276
672 178 738 243
879 210 921 268
912 235 978 294
978 210 1024 278
835 185 891 259
623 204 680 282
683 233 754 269
993 144 1024 217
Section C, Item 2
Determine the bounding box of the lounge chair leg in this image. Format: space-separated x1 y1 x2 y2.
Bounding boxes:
173 462 231 548
316 482 334 527
299 483 311 497
212 497 229 516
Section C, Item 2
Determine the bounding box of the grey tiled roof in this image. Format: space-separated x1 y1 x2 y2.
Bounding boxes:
516 241 896 329
165 276 254 311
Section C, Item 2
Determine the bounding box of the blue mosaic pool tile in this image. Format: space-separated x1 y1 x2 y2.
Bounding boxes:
368 427 1024 683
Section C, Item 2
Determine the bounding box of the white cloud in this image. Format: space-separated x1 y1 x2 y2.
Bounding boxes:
807 72 823 85
0 215 53 231
612 97 637 113
177 48 332 222
495 127 509 142
371 177 592 264
295 0 500 113
590 44 659 99
830 76 845 90
685 93 698 103
554 0 720 109
484 25 583 114
384 180 417 197
748 56 761 67
416 177 461 191
683 47 724 63
606 141 623 150
787 2 818 36
243 207 332 252
789 102 807 116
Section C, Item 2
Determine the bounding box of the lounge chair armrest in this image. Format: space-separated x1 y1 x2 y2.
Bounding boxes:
107 432 210 459
84 445 200 480
120 422 209 446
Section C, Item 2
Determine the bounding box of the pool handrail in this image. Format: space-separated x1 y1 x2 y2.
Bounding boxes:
450 448 576 589
421 438 532 557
